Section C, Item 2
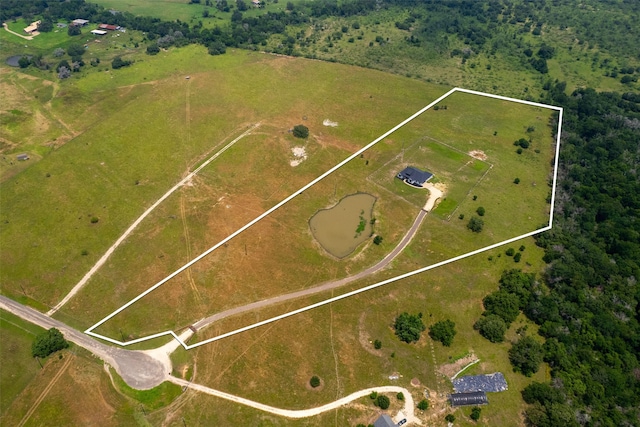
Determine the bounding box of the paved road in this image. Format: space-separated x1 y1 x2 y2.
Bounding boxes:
169 377 420 424
194 208 428 331
0 296 167 390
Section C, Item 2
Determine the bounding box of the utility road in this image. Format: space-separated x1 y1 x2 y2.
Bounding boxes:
193 196 437 332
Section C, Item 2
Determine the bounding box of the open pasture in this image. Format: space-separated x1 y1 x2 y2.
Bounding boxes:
76 86 556 346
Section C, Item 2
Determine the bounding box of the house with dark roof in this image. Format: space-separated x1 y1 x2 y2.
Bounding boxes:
374 414 397 427
449 391 488 407
396 166 433 187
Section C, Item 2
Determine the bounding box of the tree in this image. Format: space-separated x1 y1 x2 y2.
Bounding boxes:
505 247 515 256
32 328 69 358
509 336 543 376
470 407 481 421
208 41 226 56
67 43 85 57
483 290 520 324
429 319 456 346
474 314 507 343
67 25 81 36
373 339 382 349
236 0 248 11
467 216 484 232
53 48 65 57
18 56 30 68
292 124 309 138
476 206 485 216
417 399 429 410
310 375 320 387
146 43 160 55
112 56 132 69
445 414 455 422
375 394 390 409
37 19 53 32
58 66 71 79
394 312 425 343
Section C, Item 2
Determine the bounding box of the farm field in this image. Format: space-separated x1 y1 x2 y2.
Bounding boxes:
1 45 555 426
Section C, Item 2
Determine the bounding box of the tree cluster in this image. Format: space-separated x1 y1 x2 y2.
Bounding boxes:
393 312 425 343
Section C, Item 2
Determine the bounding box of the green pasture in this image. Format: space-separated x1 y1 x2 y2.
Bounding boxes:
0 310 44 414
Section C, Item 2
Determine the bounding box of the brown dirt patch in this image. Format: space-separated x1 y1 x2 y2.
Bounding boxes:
468 150 487 161
437 353 478 378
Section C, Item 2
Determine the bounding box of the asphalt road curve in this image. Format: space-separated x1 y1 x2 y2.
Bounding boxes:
0 296 167 390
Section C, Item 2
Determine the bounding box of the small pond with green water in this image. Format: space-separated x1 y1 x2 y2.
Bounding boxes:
309 193 377 258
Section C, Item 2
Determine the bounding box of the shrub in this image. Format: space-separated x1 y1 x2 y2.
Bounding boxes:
519 245 526 251
373 339 382 349
32 328 69 358
514 252 522 262
476 206 485 216
417 399 429 410
375 395 390 409
18 56 30 68
505 247 515 256
458 213 464 220
428 319 456 346
394 312 426 343
445 414 455 422
373 235 383 245
397 392 404 401
90 216 99 223
369 391 377 399
514 178 520 184
112 56 132 69
310 375 320 388
471 407 482 421
292 124 309 138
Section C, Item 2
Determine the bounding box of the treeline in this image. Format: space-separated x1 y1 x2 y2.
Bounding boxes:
520 87 640 425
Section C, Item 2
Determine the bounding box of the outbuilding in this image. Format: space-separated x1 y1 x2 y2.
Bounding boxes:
72 19 90 27
98 24 119 31
449 391 488 407
17 153 29 161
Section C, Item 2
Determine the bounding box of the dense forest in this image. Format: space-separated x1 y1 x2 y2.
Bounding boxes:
521 86 640 426
2 0 639 425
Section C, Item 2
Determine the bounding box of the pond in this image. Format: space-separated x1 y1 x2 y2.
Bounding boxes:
309 193 377 258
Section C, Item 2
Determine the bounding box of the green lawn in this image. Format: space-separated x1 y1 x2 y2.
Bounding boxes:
0 310 44 413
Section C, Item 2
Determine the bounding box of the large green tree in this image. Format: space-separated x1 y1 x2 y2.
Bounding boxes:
393 312 425 343
509 336 543 377
428 319 456 346
32 328 69 358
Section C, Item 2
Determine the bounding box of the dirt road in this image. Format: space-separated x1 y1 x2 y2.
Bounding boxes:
0 296 167 390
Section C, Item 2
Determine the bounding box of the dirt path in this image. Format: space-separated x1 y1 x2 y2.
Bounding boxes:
169 377 420 424
17 354 74 427
3 23 34 40
47 123 261 316
194 207 430 332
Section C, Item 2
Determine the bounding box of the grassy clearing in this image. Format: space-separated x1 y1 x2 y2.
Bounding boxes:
109 368 182 410
0 310 44 413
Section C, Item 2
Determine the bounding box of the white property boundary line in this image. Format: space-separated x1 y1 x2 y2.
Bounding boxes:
47 123 262 316
85 88 563 350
